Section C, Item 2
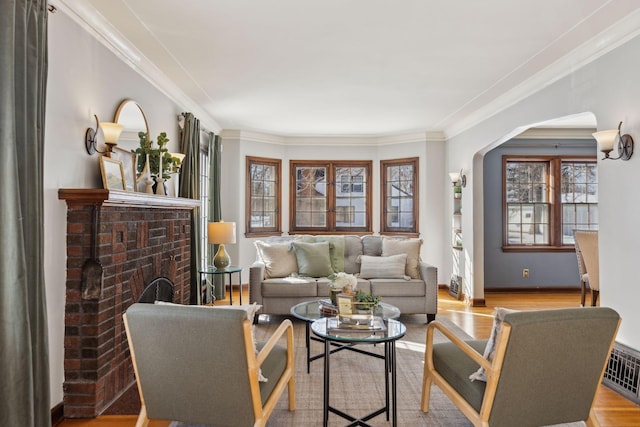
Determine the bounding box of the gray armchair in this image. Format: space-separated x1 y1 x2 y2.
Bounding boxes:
124 303 295 427
421 307 620 427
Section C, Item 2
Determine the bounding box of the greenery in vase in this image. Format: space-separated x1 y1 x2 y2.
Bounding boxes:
132 131 175 180
354 289 381 310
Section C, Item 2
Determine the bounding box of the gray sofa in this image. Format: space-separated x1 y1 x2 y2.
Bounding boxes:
249 235 438 322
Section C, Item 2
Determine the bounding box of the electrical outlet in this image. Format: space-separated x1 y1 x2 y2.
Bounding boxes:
523 268 529 278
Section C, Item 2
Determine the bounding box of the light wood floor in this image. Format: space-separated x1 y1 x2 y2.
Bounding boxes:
58 289 640 427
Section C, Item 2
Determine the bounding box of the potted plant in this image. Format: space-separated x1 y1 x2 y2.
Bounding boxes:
453 185 462 198
354 289 382 312
132 131 175 180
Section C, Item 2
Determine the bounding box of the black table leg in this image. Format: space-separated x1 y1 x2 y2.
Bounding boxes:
323 338 330 427
391 340 397 427
305 321 311 373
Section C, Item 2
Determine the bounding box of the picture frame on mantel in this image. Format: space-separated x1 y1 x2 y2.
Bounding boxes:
109 146 136 191
99 156 126 191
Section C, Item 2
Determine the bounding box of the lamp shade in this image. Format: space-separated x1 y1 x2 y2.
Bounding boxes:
208 221 236 245
170 152 186 163
448 172 461 184
100 122 124 144
592 129 618 153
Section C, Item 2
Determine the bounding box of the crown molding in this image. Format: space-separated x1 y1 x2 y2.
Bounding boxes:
515 127 596 139
444 8 640 140
53 0 221 133
219 129 446 146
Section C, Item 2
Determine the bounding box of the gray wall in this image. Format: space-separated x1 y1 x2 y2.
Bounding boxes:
483 138 596 288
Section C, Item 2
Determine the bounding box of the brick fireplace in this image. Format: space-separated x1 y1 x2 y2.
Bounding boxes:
58 189 200 418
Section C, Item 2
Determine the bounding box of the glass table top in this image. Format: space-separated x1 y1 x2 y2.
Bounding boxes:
290 299 401 323
311 317 406 343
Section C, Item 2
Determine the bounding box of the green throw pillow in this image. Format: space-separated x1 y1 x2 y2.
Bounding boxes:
291 241 335 277
303 235 345 273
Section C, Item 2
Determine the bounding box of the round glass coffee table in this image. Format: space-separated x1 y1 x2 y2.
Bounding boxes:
312 317 406 427
290 300 401 373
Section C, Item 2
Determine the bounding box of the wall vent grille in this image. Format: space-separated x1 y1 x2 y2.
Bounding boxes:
603 341 640 405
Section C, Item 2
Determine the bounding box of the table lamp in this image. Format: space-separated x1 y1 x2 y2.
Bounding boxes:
208 221 236 269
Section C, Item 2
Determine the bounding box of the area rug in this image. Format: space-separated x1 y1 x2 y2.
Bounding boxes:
169 314 587 426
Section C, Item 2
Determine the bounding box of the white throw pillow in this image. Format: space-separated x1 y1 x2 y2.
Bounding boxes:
469 307 518 382
381 237 423 279
359 254 409 279
254 240 298 278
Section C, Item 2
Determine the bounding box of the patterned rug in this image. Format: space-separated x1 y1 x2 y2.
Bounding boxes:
168 314 584 427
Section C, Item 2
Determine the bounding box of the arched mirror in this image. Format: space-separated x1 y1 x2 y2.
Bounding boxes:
114 99 150 145
112 99 151 187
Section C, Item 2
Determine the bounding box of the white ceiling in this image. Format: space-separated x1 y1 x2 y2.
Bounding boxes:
57 0 640 137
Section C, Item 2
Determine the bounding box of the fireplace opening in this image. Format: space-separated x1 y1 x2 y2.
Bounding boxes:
138 277 175 303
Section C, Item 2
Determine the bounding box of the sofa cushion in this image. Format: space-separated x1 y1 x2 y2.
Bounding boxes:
254 240 298 278
362 235 383 256
359 254 408 279
291 241 335 277
382 237 423 279
370 279 425 297
343 235 364 274
303 235 345 273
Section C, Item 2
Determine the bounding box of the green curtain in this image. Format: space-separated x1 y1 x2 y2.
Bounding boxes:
208 133 225 300
0 0 50 425
178 113 201 304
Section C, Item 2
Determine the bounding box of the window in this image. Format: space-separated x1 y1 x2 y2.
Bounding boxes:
381 157 418 235
246 156 281 236
503 156 597 250
290 160 371 233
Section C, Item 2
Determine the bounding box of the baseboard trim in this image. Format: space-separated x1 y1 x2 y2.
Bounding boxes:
485 286 580 293
51 402 64 426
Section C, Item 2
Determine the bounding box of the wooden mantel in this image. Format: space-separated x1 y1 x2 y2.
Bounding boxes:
58 188 200 209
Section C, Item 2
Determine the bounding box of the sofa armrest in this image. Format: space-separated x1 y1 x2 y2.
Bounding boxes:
419 261 438 319
249 261 266 306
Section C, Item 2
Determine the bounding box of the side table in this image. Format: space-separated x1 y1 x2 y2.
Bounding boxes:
311 317 406 427
199 266 243 305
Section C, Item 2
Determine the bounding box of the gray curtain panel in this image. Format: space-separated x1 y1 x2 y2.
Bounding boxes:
179 113 202 304
0 0 50 426
208 133 225 300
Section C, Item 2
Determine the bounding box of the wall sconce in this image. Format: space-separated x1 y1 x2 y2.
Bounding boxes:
85 114 124 155
448 170 466 187
592 121 634 161
207 221 236 270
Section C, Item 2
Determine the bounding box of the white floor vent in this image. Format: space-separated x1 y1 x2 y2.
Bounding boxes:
603 341 640 405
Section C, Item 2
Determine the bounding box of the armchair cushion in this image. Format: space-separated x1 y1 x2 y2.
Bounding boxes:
433 340 488 412
291 241 334 277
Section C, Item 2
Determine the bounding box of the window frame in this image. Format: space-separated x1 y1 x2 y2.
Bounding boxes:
245 156 282 237
289 160 372 234
380 157 419 236
502 155 597 252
